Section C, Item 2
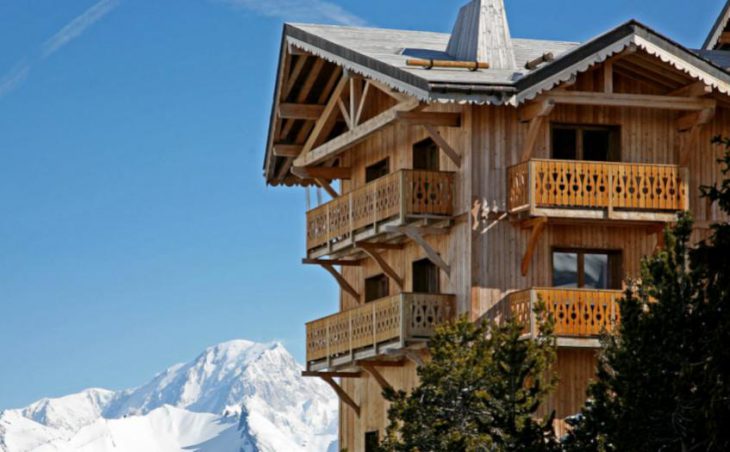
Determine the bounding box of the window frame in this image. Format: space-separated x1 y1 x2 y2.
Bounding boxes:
364 273 390 303
551 247 623 290
365 158 390 183
550 123 621 162
412 258 440 294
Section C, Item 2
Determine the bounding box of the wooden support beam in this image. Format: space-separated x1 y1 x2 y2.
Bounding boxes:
282 56 308 100
359 359 406 367
603 61 613 93
321 375 361 417
357 242 404 290
337 98 353 130
302 371 363 378
423 125 462 168
354 81 371 125
525 52 554 70
519 98 555 123
300 74 351 156
278 103 324 120
349 78 363 127
291 166 352 180
359 362 393 392
521 218 547 276
302 258 363 267
308 261 360 302
669 81 713 98
543 91 716 111
314 177 339 198
272 144 303 157
396 111 462 127
393 226 451 277
368 79 412 103
519 99 555 161
294 98 420 168
678 107 715 166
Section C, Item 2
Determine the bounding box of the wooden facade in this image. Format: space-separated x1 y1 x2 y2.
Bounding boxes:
262 1 730 450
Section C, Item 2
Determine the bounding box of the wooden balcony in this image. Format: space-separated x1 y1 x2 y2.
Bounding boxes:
508 288 621 347
306 293 455 371
306 170 454 258
507 160 689 223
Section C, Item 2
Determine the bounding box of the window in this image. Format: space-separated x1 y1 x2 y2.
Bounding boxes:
551 124 620 162
412 258 440 294
413 138 440 171
365 431 380 452
365 274 389 302
552 249 623 290
365 158 390 183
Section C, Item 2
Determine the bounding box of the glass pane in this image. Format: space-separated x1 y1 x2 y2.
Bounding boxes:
553 252 579 288
552 128 577 160
583 130 611 161
584 253 609 289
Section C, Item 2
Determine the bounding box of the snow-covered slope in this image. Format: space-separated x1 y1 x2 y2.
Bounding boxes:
0 340 338 452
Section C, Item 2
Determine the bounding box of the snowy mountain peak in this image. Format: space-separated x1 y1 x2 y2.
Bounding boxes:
0 340 337 452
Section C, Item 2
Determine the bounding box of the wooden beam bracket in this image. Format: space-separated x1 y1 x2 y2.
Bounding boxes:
390 226 451 278
357 242 404 290
320 375 361 417
423 125 462 168
521 218 547 276
303 260 361 302
358 362 394 392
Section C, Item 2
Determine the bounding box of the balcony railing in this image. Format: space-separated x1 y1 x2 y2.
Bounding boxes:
306 293 455 369
508 288 621 339
508 160 688 220
306 170 454 254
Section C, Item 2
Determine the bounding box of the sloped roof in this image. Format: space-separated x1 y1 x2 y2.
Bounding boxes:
285 20 730 105
704 0 730 50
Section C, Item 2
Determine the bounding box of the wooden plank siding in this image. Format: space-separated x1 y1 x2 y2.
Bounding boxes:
323 65 730 450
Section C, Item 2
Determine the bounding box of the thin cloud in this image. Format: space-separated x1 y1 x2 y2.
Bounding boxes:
42 0 121 58
0 62 31 98
216 0 366 26
0 0 119 99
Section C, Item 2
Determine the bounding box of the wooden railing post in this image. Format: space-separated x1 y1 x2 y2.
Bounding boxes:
608 171 615 218
682 167 690 211
400 294 407 347
326 318 331 369
372 301 378 351
349 310 354 361
528 161 536 215
530 289 537 339
399 171 408 224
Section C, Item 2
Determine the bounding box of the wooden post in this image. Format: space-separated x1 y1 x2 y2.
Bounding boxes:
530 289 537 339
399 171 408 224
528 161 536 216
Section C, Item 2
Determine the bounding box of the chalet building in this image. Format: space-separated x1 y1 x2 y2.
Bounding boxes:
262 0 730 449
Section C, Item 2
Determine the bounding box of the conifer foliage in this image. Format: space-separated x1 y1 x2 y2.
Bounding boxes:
380 307 558 452
565 138 730 452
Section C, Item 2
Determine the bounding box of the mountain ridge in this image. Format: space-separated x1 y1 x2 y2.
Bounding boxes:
0 340 337 452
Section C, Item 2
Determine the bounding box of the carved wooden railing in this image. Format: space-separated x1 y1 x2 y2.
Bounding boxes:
508 288 621 338
508 160 688 215
306 293 455 365
306 170 455 252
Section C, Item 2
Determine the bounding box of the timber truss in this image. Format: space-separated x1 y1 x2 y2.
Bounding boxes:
304 222 453 305
302 356 426 417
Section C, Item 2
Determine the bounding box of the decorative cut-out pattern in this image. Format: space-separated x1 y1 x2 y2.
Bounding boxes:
306 293 455 363
306 170 454 252
508 160 688 214
509 288 621 338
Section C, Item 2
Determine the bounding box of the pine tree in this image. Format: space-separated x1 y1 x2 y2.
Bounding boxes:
380 306 558 452
565 138 730 452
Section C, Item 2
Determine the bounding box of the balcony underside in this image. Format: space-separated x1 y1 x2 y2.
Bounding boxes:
509 206 681 225
307 215 452 260
307 339 427 372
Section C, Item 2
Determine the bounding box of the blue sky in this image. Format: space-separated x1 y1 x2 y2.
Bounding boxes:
0 0 723 409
